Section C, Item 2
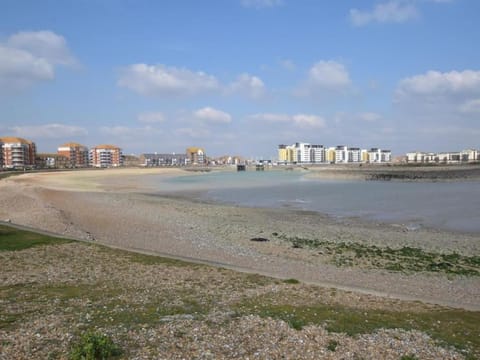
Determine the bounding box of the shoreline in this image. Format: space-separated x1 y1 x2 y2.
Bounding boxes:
1 169 479 311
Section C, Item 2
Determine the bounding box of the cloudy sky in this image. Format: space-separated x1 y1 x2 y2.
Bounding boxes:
1 0 479 158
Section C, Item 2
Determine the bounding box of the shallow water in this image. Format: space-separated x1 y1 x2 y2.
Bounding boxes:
151 170 480 233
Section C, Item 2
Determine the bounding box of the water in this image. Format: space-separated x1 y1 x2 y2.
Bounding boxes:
154 170 480 233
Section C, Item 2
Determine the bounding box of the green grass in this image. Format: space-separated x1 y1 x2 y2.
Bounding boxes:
69 330 122 360
0 171 24 181
234 297 480 358
327 339 339 352
0 225 72 251
283 278 300 284
400 355 418 360
274 234 480 276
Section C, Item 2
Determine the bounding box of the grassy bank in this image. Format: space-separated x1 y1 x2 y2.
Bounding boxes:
1 225 478 358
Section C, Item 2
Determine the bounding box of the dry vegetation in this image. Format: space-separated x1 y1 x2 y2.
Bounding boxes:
1 225 479 359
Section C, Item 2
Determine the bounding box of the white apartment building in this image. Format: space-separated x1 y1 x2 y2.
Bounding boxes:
310 144 325 163
407 149 479 164
368 148 382 163
348 147 361 163
335 146 348 163
295 142 312 163
278 142 392 164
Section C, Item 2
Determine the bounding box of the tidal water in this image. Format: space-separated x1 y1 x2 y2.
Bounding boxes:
155 170 480 233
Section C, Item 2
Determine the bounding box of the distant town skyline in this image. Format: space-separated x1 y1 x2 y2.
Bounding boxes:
1 0 479 158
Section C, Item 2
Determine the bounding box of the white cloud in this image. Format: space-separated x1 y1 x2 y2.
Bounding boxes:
296 60 352 97
308 60 351 89
117 64 220 96
350 1 419 26
241 0 283 9
228 73 266 99
9 123 88 139
137 112 166 124
250 113 326 129
0 30 76 91
0 46 54 88
193 107 232 124
459 99 480 113
7 30 77 66
396 70 480 99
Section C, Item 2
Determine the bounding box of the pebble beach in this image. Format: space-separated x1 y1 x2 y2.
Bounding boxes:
1 168 479 311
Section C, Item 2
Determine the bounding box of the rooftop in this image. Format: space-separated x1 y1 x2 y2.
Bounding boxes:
0 136 34 145
93 144 120 150
59 142 87 148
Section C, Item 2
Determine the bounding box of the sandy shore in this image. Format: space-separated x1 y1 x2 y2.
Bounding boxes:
1 168 479 310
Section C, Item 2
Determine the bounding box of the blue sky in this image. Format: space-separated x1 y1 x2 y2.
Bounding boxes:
1 0 479 158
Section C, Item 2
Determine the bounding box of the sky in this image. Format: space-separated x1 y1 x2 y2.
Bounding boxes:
0 0 479 158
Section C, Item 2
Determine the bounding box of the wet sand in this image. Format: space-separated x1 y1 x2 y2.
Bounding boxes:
1 168 479 310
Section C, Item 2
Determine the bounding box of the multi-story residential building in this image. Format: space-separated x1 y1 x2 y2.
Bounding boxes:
348 147 361 163
368 148 382 163
295 142 312 163
186 147 206 165
361 149 369 163
278 143 325 164
406 149 479 164
278 142 391 164
326 147 336 163
278 144 295 163
335 145 348 163
278 145 289 163
461 149 479 162
57 142 89 168
310 144 325 163
381 150 392 163
0 137 37 169
140 153 187 166
89 144 122 167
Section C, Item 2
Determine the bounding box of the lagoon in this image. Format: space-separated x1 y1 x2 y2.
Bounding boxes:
154 170 480 233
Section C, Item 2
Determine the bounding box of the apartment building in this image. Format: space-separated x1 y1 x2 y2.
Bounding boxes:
367 148 393 163
89 144 122 167
278 144 295 163
335 146 348 163
348 148 361 163
57 142 89 167
406 149 479 164
278 143 325 164
278 143 391 164
310 144 325 163
140 153 187 166
186 147 206 165
0 136 37 169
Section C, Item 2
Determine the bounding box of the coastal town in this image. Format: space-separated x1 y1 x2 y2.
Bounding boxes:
1 135 479 170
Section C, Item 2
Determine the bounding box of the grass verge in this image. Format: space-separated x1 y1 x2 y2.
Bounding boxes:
0 224 72 251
